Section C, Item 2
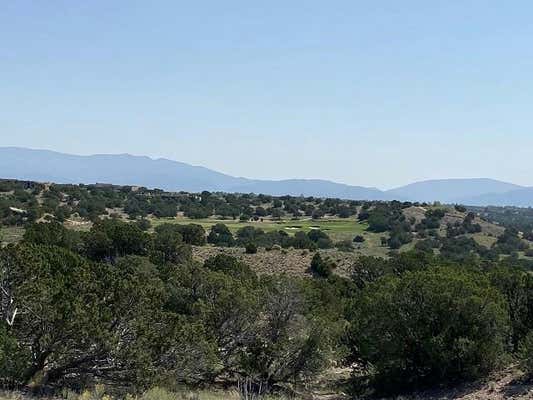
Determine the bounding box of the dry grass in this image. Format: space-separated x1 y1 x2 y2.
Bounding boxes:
192 245 363 278
0 226 25 245
0 387 297 400
2 369 532 400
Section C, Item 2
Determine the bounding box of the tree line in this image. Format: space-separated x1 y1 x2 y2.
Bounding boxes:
2 179 533 260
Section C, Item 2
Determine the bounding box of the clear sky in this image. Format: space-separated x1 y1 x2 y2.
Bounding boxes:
1 1 532 189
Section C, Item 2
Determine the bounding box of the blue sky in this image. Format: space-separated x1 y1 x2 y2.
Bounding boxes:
1 1 532 189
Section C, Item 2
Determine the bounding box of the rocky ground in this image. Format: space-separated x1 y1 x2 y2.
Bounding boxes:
376 368 533 400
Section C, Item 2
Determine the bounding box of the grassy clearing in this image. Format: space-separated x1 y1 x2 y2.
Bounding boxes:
1 226 25 244
150 216 368 242
353 231 390 258
470 233 499 248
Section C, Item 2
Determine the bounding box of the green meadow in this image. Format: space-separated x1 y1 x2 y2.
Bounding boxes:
150 215 369 242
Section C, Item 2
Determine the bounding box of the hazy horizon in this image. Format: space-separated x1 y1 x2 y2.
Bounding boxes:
3 2 532 188
1 145 529 191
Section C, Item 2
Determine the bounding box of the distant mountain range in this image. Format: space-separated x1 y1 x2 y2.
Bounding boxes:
1 147 531 207
386 179 525 205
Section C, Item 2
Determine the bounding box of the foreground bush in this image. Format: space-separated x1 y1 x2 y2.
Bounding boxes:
349 266 510 393
488 266 533 351
0 241 343 391
0 324 28 386
519 331 533 378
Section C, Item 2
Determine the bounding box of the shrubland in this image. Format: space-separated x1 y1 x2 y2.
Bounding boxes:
1 180 533 397
2 179 533 263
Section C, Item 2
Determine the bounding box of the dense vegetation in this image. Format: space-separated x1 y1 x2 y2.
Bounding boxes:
472 205 533 234
0 220 348 394
1 179 533 398
0 180 365 225
2 179 533 262
1 221 533 396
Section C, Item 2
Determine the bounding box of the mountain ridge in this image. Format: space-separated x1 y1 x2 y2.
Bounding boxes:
387 178 525 204
1 147 530 206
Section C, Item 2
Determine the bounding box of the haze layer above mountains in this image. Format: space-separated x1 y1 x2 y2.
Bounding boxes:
1 147 531 207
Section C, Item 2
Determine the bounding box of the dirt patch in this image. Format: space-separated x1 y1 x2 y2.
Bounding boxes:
403 206 429 225
192 246 358 278
384 367 533 400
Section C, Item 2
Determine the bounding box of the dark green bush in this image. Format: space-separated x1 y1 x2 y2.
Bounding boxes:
353 235 365 243
207 223 235 247
519 331 533 378
488 266 533 350
23 221 81 251
0 323 29 386
310 253 334 278
350 266 510 393
245 242 258 254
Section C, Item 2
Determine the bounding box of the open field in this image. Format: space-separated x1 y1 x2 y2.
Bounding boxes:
1 215 391 259
3 207 531 264
153 215 393 260
150 215 369 242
